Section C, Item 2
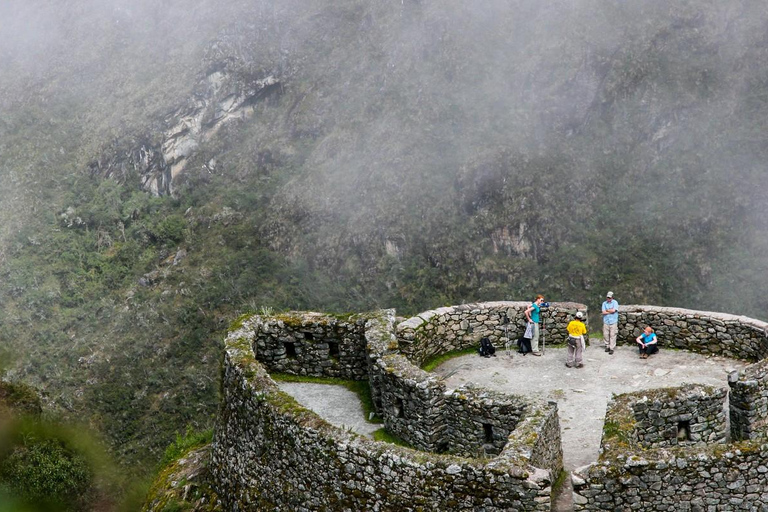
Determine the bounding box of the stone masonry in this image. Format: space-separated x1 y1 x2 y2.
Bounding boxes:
630 385 727 449
729 357 768 442
397 301 588 365
572 306 768 511
617 305 768 361
248 312 369 380
205 302 768 512
210 306 565 511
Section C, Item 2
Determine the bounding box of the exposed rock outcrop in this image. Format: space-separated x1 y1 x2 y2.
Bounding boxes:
90 64 281 196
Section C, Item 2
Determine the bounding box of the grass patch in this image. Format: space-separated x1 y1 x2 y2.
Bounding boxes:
270 374 382 424
372 428 412 448
601 418 634 449
159 427 213 468
551 469 569 498
421 347 478 372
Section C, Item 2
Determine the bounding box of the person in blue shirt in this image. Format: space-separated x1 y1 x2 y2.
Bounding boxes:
635 326 659 359
525 294 545 356
601 291 619 355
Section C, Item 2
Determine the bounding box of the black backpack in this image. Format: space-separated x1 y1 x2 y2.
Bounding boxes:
479 337 496 357
517 335 532 355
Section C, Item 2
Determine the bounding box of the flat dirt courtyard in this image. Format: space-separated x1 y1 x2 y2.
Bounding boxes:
278 344 748 511
433 344 748 471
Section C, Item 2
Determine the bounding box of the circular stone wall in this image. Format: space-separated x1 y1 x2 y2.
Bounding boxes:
617 305 768 361
210 308 563 511
396 301 588 365
572 307 768 511
208 302 768 512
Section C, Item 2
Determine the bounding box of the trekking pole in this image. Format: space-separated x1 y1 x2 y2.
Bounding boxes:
502 313 511 357
585 309 589 350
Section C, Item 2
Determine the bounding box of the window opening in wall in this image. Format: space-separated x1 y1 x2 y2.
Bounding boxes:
284 342 297 358
394 398 405 418
483 423 494 443
304 332 314 341
328 341 340 358
677 420 691 442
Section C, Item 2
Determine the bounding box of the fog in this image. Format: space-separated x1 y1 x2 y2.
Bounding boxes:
1 0 767 316
2 2 768 499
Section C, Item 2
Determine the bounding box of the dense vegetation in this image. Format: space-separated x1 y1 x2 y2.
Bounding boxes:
0 381 121 511
1 0 768 500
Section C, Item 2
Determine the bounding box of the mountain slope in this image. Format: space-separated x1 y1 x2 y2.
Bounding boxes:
0 0 767 479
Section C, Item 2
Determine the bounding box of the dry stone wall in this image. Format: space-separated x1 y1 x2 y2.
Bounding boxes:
625 385 727 449
247 312 369 380
729 357 768 442
369 352 447 452
210 314 562 512
617 305 768 361
442 387 529 456
211 303 768 511
396 301 588 365
573 442 768 511
573 385 768 511
573 302 768 512
210 307 564 511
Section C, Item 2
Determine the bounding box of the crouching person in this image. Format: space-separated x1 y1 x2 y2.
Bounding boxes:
636 326 659 359
566 312 587 368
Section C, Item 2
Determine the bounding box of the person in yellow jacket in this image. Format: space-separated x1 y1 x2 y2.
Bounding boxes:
565 312 588 368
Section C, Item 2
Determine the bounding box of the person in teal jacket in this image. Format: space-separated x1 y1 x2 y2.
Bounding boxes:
525 295 545 356
635 326 659 359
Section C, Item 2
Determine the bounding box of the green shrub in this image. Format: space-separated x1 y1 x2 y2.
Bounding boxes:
0 437 91 510
151 215 187 245
0 417 119 512
0 382 42 416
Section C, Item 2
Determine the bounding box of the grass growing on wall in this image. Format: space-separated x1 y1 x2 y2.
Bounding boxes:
372 429 412 448
159 427 214 468
421 347 479 372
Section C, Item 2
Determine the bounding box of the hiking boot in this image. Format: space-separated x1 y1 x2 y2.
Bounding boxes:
532 352 542 356
565 363 573 368
575 363 584 368
609 350 614 355
604 347 610 353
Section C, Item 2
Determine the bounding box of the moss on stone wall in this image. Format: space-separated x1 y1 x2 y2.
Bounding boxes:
142 445 221 512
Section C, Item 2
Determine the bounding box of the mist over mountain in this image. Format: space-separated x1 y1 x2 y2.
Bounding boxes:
1 0 767 495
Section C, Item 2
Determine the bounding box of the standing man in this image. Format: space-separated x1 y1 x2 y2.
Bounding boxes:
565 311 588 368
602 291 619 355
525 295 545 356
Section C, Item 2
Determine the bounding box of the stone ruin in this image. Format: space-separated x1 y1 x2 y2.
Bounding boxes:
207 302 768 511
572 306 768 511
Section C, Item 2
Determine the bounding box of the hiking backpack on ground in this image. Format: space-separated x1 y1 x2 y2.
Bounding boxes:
518 335 532 354
479 337 496 357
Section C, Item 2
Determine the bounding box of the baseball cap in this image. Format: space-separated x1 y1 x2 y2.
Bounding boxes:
576 311 584 319
606 291 614 298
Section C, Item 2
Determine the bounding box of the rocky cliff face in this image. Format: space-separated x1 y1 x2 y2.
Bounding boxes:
90 65 281 195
